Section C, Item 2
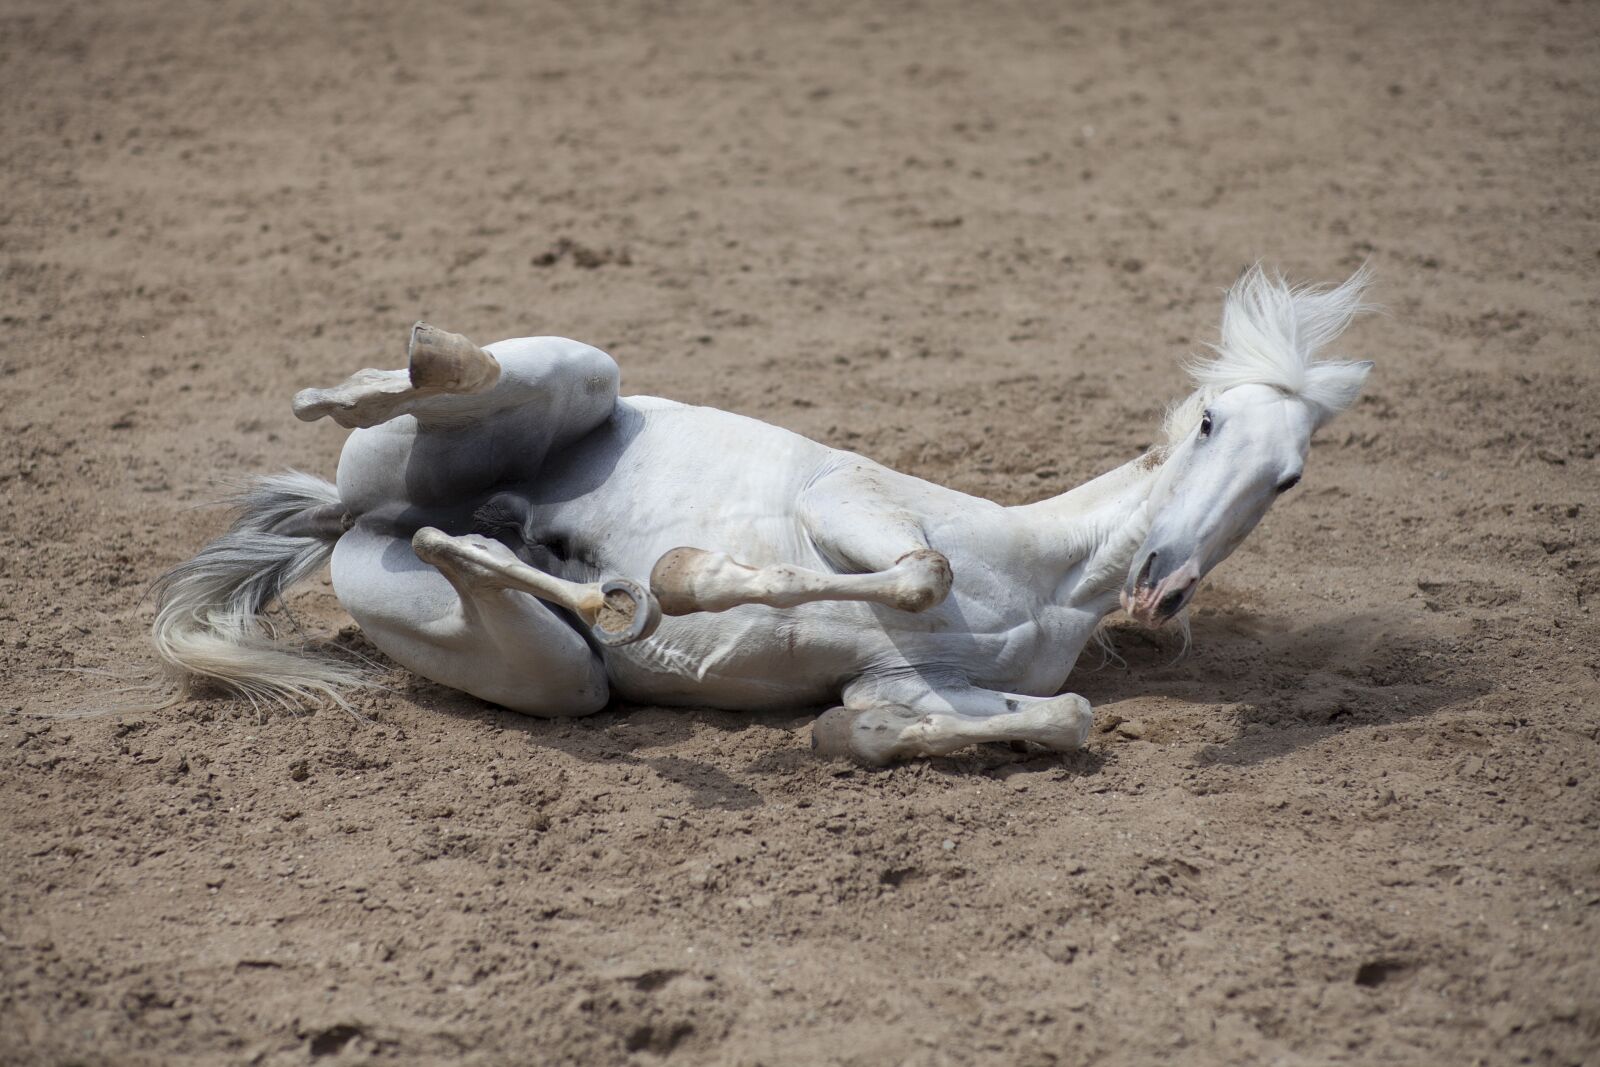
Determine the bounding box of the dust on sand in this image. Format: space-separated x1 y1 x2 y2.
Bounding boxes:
3 0 1598 1064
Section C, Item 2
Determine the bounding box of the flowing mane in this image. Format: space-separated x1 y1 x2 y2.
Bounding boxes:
1161 265 1375 446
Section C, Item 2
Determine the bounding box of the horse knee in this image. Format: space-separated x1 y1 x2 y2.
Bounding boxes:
887 549 953 612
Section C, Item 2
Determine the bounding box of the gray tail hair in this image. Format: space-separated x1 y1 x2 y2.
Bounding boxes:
150 470 367 709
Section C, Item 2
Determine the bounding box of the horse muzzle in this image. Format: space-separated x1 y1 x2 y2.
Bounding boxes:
1121 551 1201 626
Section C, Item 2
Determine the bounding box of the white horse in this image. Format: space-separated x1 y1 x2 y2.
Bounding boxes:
152 266 1374 765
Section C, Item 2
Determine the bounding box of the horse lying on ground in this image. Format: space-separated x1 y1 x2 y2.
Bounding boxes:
152 266 1374 765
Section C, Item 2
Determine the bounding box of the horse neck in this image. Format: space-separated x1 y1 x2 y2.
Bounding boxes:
1009 451 1164 609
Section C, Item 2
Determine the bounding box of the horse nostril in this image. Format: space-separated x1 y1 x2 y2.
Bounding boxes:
1135 552 1157 589
1157 589 1185 617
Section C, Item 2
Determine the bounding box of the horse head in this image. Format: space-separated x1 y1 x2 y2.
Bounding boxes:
1122 266 1376 626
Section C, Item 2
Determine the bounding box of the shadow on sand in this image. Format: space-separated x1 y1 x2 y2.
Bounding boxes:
1070 604 1490 766
403 685 812 810
376 599 1485 796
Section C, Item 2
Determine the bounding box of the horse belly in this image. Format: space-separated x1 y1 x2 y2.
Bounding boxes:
526 400 834 578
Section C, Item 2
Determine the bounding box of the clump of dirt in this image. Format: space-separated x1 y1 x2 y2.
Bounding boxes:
531 237 634 269
595 588 637 634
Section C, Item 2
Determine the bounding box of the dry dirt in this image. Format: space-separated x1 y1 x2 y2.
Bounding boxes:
3 0 1599 1064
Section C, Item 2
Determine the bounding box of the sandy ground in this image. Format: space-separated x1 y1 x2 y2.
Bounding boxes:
3 0 1599 1063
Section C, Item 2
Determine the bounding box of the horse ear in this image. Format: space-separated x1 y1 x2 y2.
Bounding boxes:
1305 359 1374 426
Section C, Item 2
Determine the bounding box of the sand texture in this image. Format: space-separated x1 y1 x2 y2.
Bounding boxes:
3 0 1598 1063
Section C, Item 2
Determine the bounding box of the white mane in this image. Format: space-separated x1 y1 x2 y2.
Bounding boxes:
1162 265 1374 445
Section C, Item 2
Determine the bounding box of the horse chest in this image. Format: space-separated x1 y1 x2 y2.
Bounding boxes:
937 600 1093 695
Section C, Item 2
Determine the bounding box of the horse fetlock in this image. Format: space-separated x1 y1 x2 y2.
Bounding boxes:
1025 693 1094 751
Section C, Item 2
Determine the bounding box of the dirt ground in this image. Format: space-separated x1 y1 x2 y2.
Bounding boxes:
3 0 1598 1063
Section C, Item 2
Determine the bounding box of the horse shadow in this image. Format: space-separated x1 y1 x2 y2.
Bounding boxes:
366 597 1479 798
400 683 810 811
1068 602 1490 766
398 682 1108 807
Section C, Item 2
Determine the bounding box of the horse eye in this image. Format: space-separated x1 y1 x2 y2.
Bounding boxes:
1199 411 1213 438
1275 474 1301 494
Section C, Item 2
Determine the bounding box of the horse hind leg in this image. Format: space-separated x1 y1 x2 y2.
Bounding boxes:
412 527 661 647
332 523 611 716
293 322 500 429
327 334 620 516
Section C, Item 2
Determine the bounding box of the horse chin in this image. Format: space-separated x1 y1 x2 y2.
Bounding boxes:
1123 603 1181 629
1154 588 1195 627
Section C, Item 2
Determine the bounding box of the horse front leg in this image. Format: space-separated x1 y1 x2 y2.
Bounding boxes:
809 680 1095 766
648 462 952 615
648 546 950 615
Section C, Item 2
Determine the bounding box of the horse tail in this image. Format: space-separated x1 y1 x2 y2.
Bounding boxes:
150 470 367 708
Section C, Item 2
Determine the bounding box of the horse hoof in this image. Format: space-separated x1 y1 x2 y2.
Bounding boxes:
810 704 922 767
407 322 501 394
811 706 858 760
590 577 662 647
